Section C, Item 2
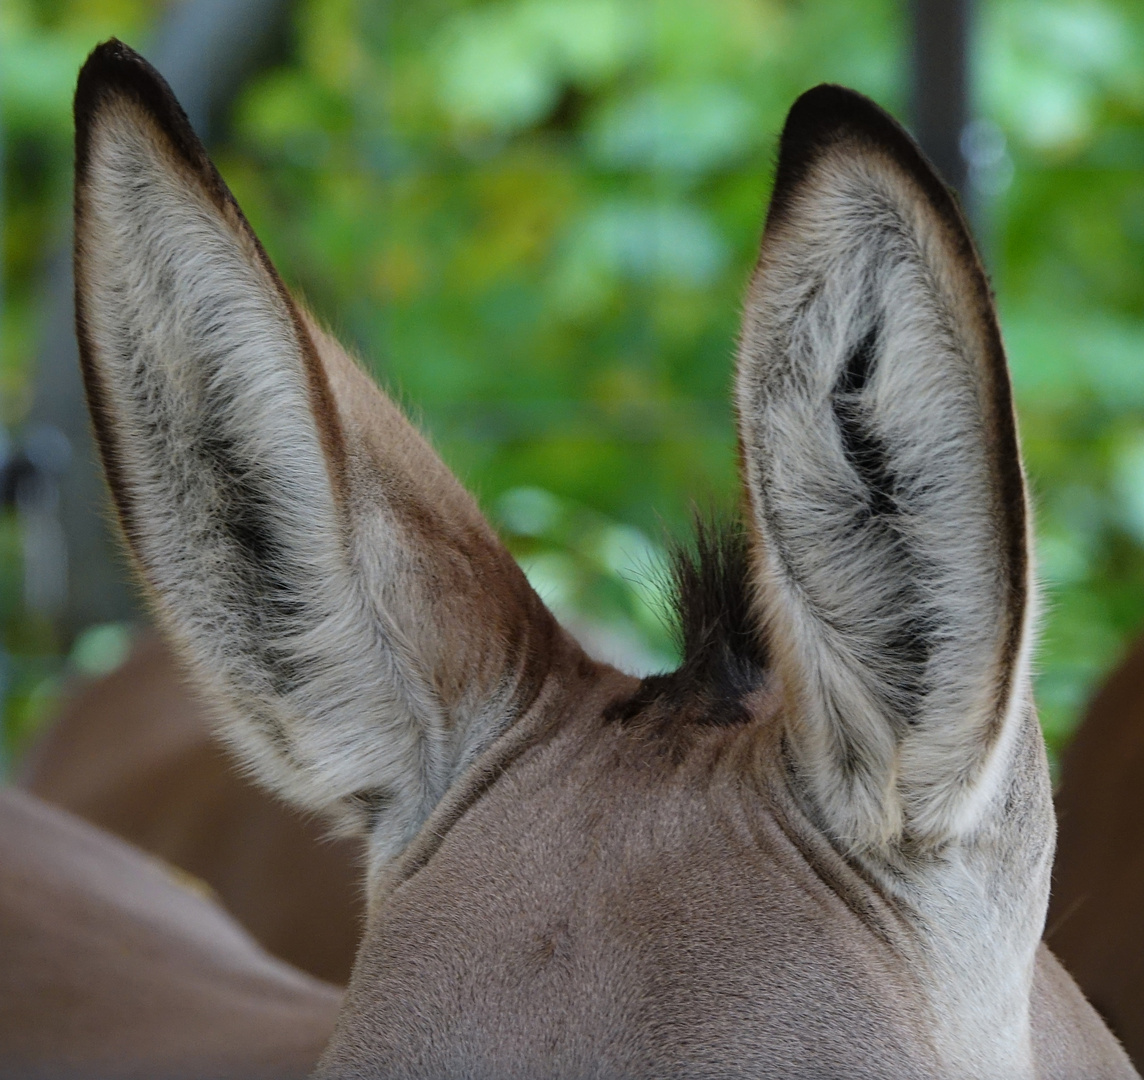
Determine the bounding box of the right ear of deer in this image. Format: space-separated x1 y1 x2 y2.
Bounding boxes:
736 86 1033 854
73 40 568 857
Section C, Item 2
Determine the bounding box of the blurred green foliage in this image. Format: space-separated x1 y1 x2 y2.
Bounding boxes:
1 0 153 765
3 0 1144 764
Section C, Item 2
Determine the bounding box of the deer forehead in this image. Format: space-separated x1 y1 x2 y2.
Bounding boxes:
329 696 941 1074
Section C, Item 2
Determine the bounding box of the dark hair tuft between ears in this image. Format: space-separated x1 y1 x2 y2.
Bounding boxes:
605 515 768 733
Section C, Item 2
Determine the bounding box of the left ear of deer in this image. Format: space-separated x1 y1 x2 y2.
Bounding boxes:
737 86 1033 853
73 41 567 859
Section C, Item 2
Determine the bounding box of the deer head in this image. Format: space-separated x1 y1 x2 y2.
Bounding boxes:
72 40 1134 1079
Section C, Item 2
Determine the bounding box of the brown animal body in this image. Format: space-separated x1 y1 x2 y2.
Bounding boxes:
0 786 339 1079
20 632 363 985
8 38 1134 1077
1050 632 1144 1069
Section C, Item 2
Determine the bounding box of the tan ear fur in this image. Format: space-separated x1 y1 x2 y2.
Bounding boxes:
73 40 578 861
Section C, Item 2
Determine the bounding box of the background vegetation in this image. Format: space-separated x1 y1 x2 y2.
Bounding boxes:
4 0 1144 768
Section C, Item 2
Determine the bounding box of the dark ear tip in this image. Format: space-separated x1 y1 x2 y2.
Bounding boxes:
76 38 155 113
81 36 138 70
785 84 894 136
778 83 920 176
74 37 207 184
777 82 919 167
768 83 957 231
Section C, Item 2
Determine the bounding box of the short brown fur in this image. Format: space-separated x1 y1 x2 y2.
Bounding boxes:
53 41 1139 1079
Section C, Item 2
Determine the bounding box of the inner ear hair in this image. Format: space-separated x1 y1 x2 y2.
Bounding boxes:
736 85 1031 853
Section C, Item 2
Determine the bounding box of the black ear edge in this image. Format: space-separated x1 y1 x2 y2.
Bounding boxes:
765 84 969 248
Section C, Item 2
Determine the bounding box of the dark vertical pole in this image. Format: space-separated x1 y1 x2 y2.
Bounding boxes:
910 0 972 202
0 82 8 758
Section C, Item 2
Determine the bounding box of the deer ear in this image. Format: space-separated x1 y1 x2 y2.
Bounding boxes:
73 40 574 859
736 86 1032 851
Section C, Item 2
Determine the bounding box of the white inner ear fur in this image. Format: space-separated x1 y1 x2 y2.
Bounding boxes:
737 146 1033 852
79 100 461 858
